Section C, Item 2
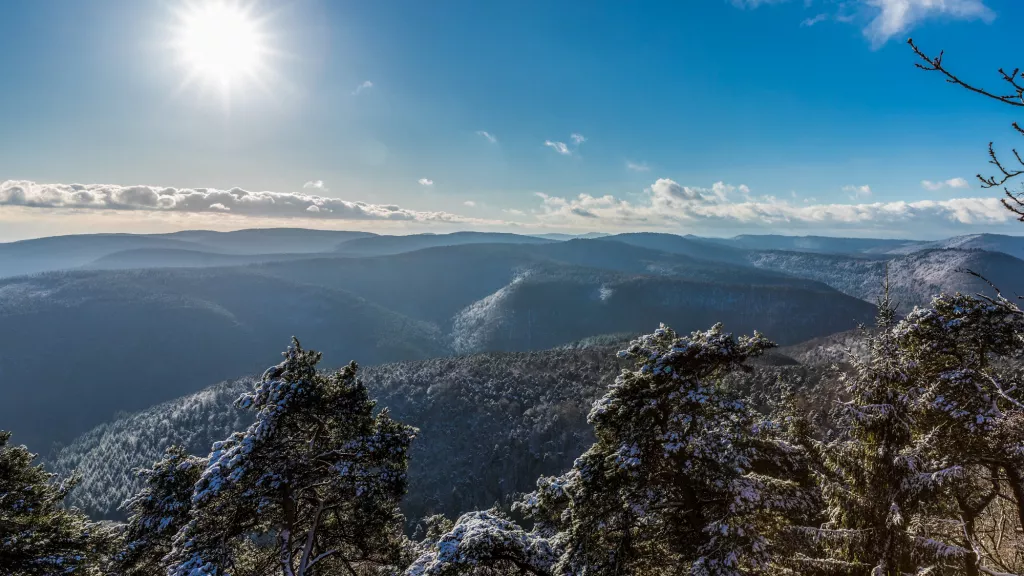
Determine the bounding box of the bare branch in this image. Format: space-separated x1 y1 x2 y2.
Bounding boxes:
908 39 1024 107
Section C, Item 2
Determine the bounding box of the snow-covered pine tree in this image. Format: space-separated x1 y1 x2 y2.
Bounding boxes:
114 446 206 575
405 508 558 576
167 339 417 576
515 323 815 575
0 430 113 575
895 291 1024 574
797 277 968 575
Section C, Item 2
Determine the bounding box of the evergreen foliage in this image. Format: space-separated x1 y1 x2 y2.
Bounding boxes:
167 339 417 576
0 431 111 575
114 446 206 575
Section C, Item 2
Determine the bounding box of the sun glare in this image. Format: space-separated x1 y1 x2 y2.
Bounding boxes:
173 1 269 96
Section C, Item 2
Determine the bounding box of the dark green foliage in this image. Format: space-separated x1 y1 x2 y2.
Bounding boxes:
114 446 206 576
168 340 416 576
794 288 1024 575
518 325 816 575
797 283 942 574
0 431 110 575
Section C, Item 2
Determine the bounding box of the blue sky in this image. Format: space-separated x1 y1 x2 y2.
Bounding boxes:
1 0 1022 240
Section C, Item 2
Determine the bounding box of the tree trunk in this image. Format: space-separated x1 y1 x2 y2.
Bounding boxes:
1003 465 1024 530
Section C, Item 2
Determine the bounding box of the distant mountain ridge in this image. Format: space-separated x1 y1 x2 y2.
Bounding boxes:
0 267 446 452
6 228 1024 455
0 229 375 278
333 231 554 256
745 248 1024 313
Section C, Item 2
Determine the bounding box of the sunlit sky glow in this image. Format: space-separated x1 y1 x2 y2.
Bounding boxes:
172 1 271 100
1 0 1022 241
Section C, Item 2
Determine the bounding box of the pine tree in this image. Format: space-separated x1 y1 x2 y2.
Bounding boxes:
114 446 206 575
517 323 815 575
798 277 967 574
406 508 558 576
0 430 112 575
894 291 1024 574
167 338 417 576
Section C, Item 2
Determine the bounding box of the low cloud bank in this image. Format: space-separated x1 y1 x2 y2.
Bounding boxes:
0 181 479 223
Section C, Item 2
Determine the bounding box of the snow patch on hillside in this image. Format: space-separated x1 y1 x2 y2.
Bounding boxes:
450 269 532 354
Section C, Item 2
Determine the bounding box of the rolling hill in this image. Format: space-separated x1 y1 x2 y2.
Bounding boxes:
449 271 876 353
48 347 627 523
48 341 824 525
0 268 445 452
745 248 1024 312
883 233 1024 260
252 239 832 329
84 248 332 270
333 231 554 256
0 228 375 278
703 234 926 255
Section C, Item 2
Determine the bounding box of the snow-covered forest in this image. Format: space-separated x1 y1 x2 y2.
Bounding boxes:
6 286 1024 575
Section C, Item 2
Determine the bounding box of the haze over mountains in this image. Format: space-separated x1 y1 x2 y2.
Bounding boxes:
3 227 1022 457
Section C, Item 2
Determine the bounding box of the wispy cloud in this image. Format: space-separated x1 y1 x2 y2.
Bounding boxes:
463 200 476 207
864 0 994 46
842 184 873 200
626 161 650 172
544 140 572 156
418 178 434 187
503 208 526 216
303 180 328 192
476 131 498 144
352 80 373 95
731 0 790 8
0 180 493 224
801 13 828 27
546 133 586 156
733 0 995 46
922 177 971 191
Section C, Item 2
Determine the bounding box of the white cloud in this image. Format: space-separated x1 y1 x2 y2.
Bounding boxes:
626 161 650 172
864 0 994 46
544 140 572 155
463 200 477 207
303 180 327 192
418 178 434 187
532 178 1013 234
922 177 971 191
352 80 373 95
503 208 526 216
476 131 498 144
801 13 828 26
731 0 790 7
0 180 492 224
733 0 995 46
570 133 586 145
842 184 873 200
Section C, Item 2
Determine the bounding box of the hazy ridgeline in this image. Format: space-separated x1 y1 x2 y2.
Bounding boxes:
4 228 1024 575
4 230 1022 453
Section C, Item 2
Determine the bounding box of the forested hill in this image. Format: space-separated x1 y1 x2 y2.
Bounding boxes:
0 268 446 452
49 346 627 524
1 238 877 454
49 342 821 527
6 230 1020 459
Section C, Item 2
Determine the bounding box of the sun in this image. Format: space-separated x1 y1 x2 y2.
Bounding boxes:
172 1 269 95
